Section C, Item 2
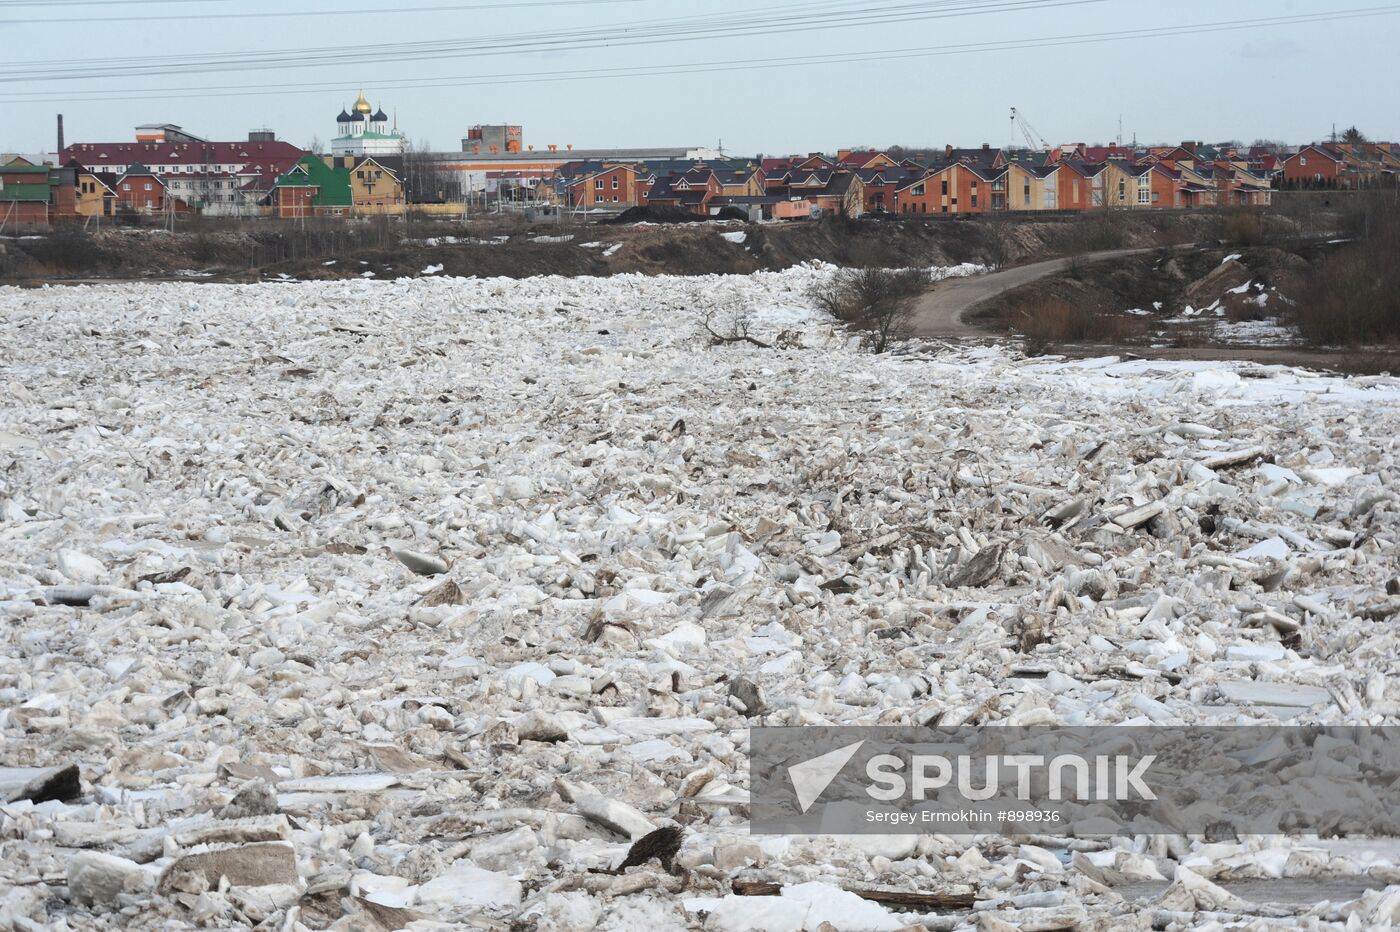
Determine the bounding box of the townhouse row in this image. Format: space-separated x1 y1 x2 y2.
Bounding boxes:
6 135 1397 228
555 142 1287 221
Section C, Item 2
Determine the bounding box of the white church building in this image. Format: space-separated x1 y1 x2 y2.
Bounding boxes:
331 92 404 157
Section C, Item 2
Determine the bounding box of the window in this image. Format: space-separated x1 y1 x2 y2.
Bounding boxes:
971 194 978 208
123 183 131 191
612 176 619 189
612 195 618 203
941 180 948 195
1024 179 1031 206
1118 178 1126 200
1299 156 1307 167
1073 179 1080 201
1138 174 1151 204
912 183 925 197
595 178 604 189
144 182 153 191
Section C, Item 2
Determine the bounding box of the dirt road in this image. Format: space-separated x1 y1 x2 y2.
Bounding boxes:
912 248 1160 338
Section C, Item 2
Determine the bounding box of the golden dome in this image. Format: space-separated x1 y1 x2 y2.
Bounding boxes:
353 90 372 114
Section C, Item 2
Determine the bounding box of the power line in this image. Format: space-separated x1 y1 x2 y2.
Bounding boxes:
0 0 644 24
12 4 1395 106
0 0 227 6
0 0 1100 80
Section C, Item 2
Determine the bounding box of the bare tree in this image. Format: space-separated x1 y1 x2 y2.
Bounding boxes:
983 223 1016 270
809 267 931 353
308 135 324 156
402 138 460 204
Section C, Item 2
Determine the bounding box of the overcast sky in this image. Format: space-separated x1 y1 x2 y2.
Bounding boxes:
6 0 1397 157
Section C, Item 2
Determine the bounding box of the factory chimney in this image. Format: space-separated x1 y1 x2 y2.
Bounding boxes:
57 114 65 155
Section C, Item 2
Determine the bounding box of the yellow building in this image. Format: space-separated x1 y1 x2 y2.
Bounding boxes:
74 170 116 218
1005 162 1056 211
350 156 404 208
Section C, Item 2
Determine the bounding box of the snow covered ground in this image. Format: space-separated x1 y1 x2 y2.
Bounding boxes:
2 265 1400 930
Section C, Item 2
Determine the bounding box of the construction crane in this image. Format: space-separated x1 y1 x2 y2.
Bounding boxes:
1010 107 1051 152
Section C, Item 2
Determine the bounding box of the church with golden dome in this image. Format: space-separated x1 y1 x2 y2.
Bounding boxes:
331 91 404 157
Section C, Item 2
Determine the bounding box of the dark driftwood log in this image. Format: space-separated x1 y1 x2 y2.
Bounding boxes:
731 879 975 911
703 314 772 348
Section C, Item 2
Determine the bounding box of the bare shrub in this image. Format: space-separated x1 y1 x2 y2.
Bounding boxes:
1064 211 1130 253
982 223 1015 270
1015 298 1143 345
809 267 930 353
189 233 221 264
1293 194 1400 345
21 225 103 271
1218 209 1266 246
1223 296 1270 324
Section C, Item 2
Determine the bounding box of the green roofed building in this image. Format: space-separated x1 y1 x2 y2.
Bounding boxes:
273 155 353 218
272 154 403 218
1 158 56 227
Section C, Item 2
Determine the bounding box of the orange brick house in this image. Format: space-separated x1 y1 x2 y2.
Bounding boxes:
1053 161 1093 211
567 163 646 208
1280 145 1344 187
894 162 1002 215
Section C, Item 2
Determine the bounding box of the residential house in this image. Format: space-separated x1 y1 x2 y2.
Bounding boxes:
1005 161 1058 211
809 171 864 217
1096 159 1143 208
645 167 722 215
0 158 53 226
112 163 190 215
795 153 835 171
564 162 646 209
1331 143 1400 186
1134 163 1181 208
1053 160 1093 211
894 161 1002 215
1211 160 1273 206
351 156 405 208
1280 145 1345 187
941 145 1008 171
73 164 119 219
272 154 406 217
714 164 766 198
1173 161 1218 208
856 165 918 214
836 150 900 171
273 155 352 218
